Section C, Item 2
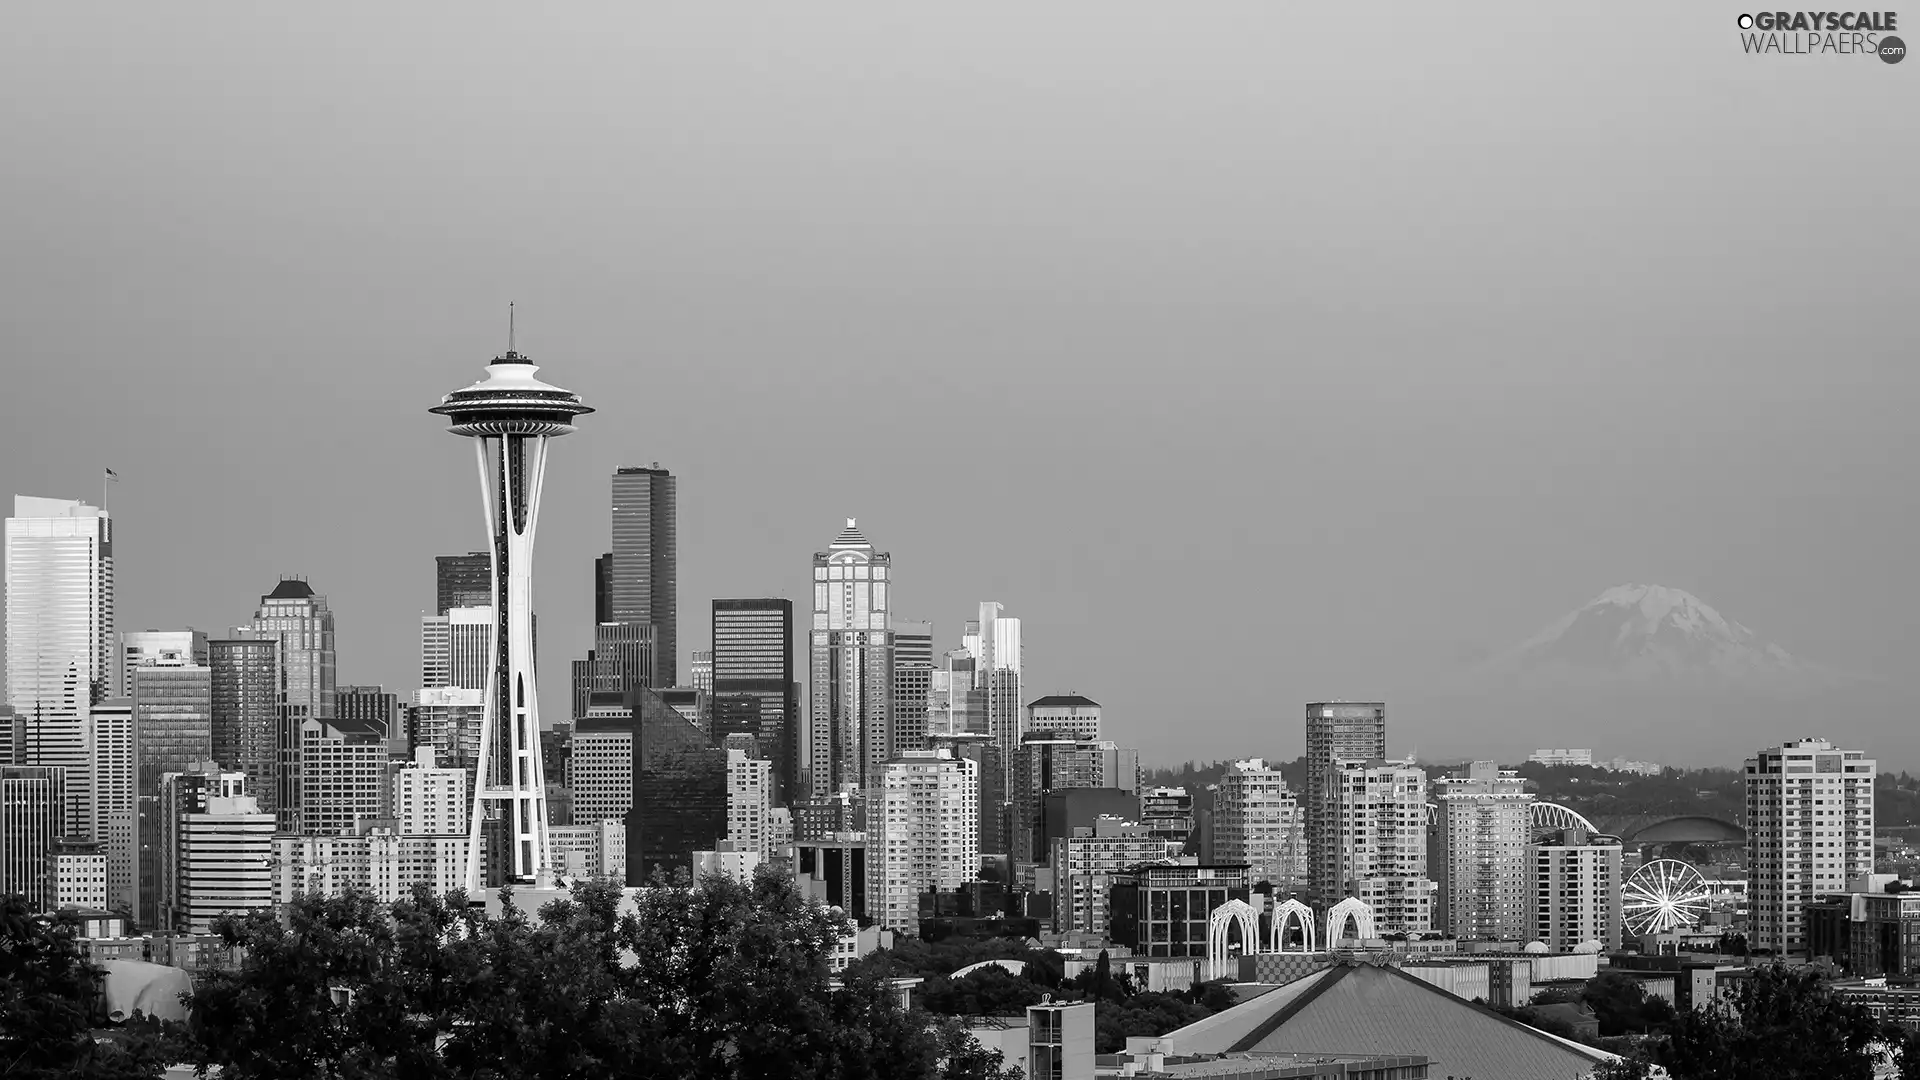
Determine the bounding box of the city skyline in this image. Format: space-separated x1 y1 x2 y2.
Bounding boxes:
2 5 1915 770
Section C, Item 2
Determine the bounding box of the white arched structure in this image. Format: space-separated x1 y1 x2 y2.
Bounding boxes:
1207 899 1259 981
1532 802 1598 835
951 959 1028 980
1268 898 1316 954
1324 897 1376 947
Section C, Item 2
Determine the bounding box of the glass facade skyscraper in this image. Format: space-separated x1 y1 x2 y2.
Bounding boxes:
210 637 278 819
712 598 797 802
133 658 213 928
5 496 113 724
608 466 677 689
809 520 893 798
247 579 337 833
435 552 491 615
1305 701 1387 906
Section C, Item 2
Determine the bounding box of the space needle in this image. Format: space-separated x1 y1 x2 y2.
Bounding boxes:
430 321 592 893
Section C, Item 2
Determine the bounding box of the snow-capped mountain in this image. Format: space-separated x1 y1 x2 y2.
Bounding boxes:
1473 584 1837 687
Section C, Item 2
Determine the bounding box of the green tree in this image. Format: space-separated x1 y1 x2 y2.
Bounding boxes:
1655 964 1886 1080
0 895 169 1079
1582 971 1675 1037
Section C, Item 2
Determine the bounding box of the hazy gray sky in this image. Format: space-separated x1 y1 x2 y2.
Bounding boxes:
3 3 1914 767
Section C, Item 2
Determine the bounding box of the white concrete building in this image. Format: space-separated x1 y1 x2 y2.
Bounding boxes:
1746 737 1876 954
726 749 773 858
1333 758 1435 935
867 749 979 936
1530 827 1622 952
1048 816 1184 936
393 745 468 836
1433 761 1534 941
1213 759 1305 893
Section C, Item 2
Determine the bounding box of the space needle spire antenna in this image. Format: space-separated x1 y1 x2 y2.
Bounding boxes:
430 318 593 896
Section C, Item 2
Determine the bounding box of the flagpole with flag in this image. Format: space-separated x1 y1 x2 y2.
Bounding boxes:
103 467 118 511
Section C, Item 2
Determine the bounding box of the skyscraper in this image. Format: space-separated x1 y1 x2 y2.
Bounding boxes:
1530 828 1622 953
435 552 492 614
809 520 893 797
431 339 592 889
712 598 798 801
868 749 979 937
5 497 114 724
1331 758 1435 935
157 765 273 933
133 655 212 927
964 603 1024 797
335 685 399 740
247 579 337 833
0 765 66 909
608 465 677 689
1746 737 1877 955
889 620 933 757
1432 761 1534 942
299 719 390 836
210 638 277 818
87 699 136 913
118 631 208 699
1025 694 1102 742
1305 701 1387 906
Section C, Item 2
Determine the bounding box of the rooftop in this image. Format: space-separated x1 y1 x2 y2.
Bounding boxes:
266 578 316 599
1027 694 1101 709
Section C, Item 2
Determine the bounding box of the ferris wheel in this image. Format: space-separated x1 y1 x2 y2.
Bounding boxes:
1622 858 1712 937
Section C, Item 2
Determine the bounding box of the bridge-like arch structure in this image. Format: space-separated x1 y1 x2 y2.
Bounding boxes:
1531 802 1599 836
951 959 1028 980
1268 898 1316 954
1325 897 1376 947
1207 899 1259 981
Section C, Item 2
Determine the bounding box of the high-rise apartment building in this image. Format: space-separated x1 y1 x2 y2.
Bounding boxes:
1432 761 1535 941
867 749 979 937
435 552 492 614
87 699 135 914
1746 737 1877 955
809 521 894 797
1025 695 1101 742
890 620 933 758
5 497 114 725
133 654 212 927
726 749 773 859
608 465 677 689
209 638 277 819
1141 786 1196 846
409 687 482 768
157 766 274 932
1332 758 1434 935
1530 827 1622 953
393 745 468 836
0 765 66 908
247 579 337 833
1305 702 1387 906
1214 759 1305 894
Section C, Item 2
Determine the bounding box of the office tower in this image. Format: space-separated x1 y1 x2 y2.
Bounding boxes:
690 651 713 694
1010 733 1141 868
431 341 592 889
299 720 389 836
547 821 623 879
1305 702 1387 906
246 579 337 833
573 688 728 884
0 705 17 766
87 699 135 913
1214 759 1306 894
1530 827 1623 953
5 497 114 724
573 621 657 711
608 465 677 689
118 631 209 699
209 638 277 820
889 620 933 757
17 714 88 841
409 688 482 767
693 841 763 885
1110 863 1256 959
157 765 273 932
726 749 773 858
1049 816 1184 936
930 650 984 739
1746 737 1877 955
658 687 706 733
1331 758 1434 935
436 552 492 614
133 654 212 927
1432 761 1535 941
712 598 799 802
1141 787 1196 845
393 746 468 836
49 838 108 910
444 609 492 691
809 520 894 797
0 765 66 908
1025 694 1101 742
964 603 1024 789
336 686 398 739
866 749 979 937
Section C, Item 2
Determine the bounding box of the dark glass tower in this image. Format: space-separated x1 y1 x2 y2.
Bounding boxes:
210 637 277 816
435 552 492 614
711 598 798 803
608 466 676 689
